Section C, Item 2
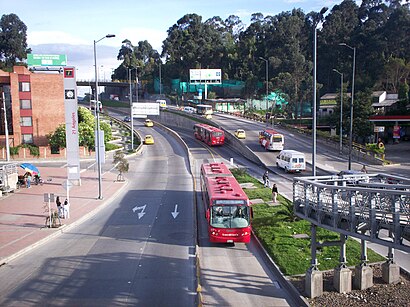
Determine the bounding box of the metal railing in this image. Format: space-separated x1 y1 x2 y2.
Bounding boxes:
293 173 410 253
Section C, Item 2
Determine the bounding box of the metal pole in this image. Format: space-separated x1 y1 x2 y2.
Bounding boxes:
93 34 115 200
259 57 269 126
265 59 268 110
339 43 356 170
135 67 138 103
312 26 317 176
349 47 356 170
159 62 162 96
340 73 344 155
129 68 134 151
93 39 102 200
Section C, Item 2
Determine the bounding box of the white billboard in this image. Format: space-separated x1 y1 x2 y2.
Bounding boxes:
189 69 221 84
132 103 159 116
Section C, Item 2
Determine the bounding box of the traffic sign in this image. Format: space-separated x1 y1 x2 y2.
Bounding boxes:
62 180 73 191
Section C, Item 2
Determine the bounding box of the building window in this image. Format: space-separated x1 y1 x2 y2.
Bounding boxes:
20 116 32 127
19 82 30 92
20 99 32 109
22 134 33 144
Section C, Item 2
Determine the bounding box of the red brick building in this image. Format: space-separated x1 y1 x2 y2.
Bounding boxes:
0 66 65 148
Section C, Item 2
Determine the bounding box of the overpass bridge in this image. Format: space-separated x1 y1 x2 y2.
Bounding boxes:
293 172 410 297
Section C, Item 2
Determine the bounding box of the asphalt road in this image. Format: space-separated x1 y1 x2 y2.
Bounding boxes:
0 121 196 306
175 128 301 306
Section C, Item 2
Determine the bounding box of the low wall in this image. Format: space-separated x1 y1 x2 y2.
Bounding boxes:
158 110 263 166
1 146 92 161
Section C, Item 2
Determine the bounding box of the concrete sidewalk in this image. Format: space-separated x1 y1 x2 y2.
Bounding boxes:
0 166 127 264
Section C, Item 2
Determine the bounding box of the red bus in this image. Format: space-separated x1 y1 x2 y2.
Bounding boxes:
193 123 225 146
200 162 252 243
259 129 284 151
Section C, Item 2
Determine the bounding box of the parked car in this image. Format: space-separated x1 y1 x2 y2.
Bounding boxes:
123 116 131 122
144 119 154 127
144 135 155 145
234 129 246 139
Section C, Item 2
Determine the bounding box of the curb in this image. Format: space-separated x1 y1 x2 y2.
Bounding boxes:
0 177 129 265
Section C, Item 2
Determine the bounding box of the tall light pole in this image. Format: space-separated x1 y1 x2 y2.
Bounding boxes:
259 57 269 115
339 43 356 170
94 34 115 200
128 68 134 151
159 62 162 96
333 69 344 154
312 7 328 177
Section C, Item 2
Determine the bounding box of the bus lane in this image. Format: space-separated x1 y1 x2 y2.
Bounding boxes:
177 128 301 307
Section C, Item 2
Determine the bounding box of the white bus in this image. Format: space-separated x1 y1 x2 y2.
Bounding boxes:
259 129 284 151
196 104 213 118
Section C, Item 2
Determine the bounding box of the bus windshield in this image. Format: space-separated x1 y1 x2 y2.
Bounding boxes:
210 205 250 228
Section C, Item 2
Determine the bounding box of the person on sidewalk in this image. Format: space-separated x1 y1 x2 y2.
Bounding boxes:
272 183 278 203
361 165 368 173
262 171 270 188
63 198 70 219
56 196 63 218
26 173 32 188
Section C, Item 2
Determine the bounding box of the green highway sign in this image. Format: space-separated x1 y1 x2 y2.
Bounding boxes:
27 54 67 66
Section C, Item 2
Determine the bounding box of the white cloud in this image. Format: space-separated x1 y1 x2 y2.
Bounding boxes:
28 30 89 46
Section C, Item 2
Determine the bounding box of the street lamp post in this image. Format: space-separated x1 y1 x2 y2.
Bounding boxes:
94 34 115 200
312 7 328 177
128 68 134 151
333 69 344 154
159 62 162 96
259 57 269 122
339 43 356 170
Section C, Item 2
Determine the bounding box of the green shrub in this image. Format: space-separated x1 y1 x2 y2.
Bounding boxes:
366 143 385 154
10 146 19 156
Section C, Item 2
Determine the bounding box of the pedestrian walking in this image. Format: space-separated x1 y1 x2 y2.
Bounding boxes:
26 173 32 188
56 196 63 218
63 198 70 219
262 171 270 188
272 183 278 203
361 165 368 173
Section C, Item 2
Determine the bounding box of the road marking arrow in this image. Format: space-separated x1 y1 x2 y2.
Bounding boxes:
171 204 179 219
132 204 147 219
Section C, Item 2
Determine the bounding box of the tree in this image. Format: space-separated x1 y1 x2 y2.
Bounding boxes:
352 90 374 142
47 107 113 150
0 13 31 70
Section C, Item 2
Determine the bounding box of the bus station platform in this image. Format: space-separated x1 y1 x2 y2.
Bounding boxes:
0 166 127 265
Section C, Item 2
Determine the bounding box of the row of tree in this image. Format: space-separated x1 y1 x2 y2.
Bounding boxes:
1 1 409 142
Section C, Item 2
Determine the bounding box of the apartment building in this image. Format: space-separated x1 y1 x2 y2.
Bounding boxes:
0 65 65 148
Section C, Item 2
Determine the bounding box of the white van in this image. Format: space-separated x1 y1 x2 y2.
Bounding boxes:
276 150 306 173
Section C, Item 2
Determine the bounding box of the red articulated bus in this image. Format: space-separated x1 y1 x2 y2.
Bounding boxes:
193 123 225 146
200 162 252 243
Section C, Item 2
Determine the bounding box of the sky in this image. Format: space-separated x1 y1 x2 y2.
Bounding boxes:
3 0 346 81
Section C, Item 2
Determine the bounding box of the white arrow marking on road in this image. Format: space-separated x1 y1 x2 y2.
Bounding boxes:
171 204 179 219
132 204 147 219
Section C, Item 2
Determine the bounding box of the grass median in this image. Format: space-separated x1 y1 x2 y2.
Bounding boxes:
230 168 385 276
